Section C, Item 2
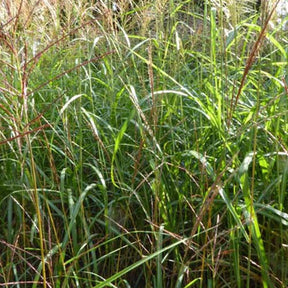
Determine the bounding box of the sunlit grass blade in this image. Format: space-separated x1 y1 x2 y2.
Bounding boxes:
238 152 272 288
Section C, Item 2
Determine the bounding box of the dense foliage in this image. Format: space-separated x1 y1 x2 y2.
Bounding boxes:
0 0 288 287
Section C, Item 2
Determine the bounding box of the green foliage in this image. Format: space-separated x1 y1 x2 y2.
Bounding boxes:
1 0 288 287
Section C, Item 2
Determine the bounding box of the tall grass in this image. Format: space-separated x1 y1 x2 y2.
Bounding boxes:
0 0 288 287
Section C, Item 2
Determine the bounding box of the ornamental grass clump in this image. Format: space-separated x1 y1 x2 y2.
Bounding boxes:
0 0 288 287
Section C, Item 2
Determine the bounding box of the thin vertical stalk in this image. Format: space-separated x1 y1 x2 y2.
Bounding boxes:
29 142 47 288
20 40 47 288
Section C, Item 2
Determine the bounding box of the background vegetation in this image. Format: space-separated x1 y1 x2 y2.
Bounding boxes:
0 0 288 287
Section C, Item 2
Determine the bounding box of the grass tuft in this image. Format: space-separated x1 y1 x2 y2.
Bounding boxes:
1 0 288 287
